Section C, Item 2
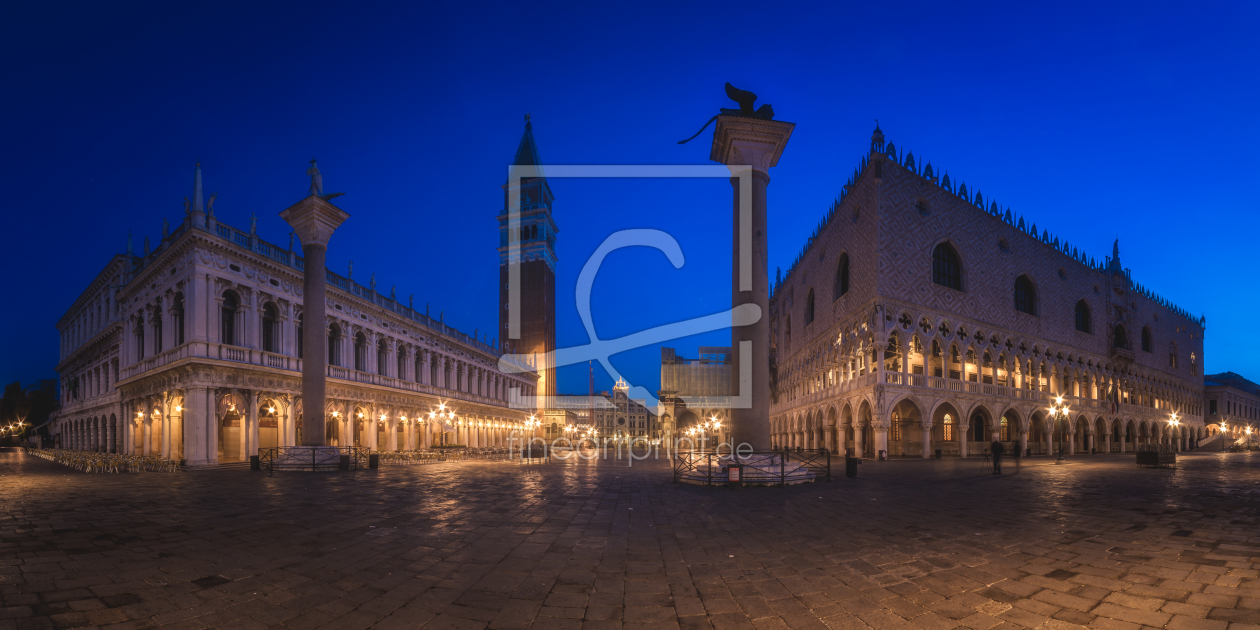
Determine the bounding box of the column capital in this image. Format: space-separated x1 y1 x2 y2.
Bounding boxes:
279 195 350 248
710 116 795 173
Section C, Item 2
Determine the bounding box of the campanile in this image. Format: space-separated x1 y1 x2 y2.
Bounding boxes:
499 116 557 405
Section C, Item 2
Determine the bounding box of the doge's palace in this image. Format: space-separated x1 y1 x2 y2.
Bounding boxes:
49 163 539 466
769 125 1208 458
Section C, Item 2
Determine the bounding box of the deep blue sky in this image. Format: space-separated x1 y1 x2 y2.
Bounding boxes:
3 1 1257 395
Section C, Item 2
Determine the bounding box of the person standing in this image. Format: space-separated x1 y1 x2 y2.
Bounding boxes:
991 439 1004 474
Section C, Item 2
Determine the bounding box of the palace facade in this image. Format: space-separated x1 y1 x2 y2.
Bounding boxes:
50 147 545 465
768 125 1209 458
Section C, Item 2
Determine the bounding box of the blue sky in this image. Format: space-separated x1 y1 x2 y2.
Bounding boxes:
2 0 1257 394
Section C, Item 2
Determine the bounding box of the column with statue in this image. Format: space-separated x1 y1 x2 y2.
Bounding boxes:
279 160 349 459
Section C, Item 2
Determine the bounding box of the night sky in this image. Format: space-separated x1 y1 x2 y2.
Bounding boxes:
3 1 1257 395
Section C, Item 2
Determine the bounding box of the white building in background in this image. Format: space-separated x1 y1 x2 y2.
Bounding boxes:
552 378 657 441
49 163 539 465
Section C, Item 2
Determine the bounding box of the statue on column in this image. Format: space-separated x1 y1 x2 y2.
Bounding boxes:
307 159 324 196
347 260 353 279
162 217 169 238
250 212 258 235
370 273 376 292
183 197 191 216
390 285 396 300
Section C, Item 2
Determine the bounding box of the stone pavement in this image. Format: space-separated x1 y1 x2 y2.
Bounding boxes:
2 449 1259 630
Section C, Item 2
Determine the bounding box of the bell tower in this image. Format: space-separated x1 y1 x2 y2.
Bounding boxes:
499 115 557 405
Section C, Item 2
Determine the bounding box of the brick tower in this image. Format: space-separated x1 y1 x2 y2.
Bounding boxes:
499 116 557 406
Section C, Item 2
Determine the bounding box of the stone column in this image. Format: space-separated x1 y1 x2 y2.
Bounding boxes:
959 421 969 458
280 195 349 447
921 423 932 459
710 115 793 450
247 390 259 458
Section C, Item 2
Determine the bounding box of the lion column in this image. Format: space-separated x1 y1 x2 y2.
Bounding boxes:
710 115 793 450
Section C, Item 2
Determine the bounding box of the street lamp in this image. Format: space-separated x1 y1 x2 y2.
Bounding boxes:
1167 412 1180 451
1220 421 1228 452
1047 396 1070 464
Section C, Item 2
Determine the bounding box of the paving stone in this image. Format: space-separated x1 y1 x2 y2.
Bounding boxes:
4 450 1260 630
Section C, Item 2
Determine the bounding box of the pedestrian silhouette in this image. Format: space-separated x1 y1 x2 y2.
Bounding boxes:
991 440 1004 474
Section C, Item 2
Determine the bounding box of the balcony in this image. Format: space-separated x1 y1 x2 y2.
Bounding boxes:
1110 346 1135 365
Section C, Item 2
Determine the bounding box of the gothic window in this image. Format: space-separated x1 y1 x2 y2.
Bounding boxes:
1075 300 1090 333
890 412 902 441
972 415 985 442
942 414 954 441
932 243 962 290
1168 342 1178 368
1113 324 1127 350
1014 275 1036 315
173 294 185 346
1141 326 1152 353
1000 417 1010 441
805 288 815 325
785 316 792 350
833 253 849 299
377 338 389 375
262 303 278 353
221 291 239 346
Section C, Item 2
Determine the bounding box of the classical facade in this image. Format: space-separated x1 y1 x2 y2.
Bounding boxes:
50 161 540 465
768 125 1208 458
552 379 657 441
1203 372 1259 441
657 347 732 444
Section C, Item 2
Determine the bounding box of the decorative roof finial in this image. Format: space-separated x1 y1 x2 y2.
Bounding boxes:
870 120 885 154
192 161 204 214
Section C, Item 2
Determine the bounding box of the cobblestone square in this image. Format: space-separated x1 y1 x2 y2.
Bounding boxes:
3 450 1259 630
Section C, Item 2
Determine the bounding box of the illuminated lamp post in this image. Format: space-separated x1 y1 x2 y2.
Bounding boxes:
1047 396 1070 464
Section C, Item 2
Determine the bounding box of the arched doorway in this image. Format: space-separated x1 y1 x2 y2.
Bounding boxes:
217 393 245 462
258 400 281 450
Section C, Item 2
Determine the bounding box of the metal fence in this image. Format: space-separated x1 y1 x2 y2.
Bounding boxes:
258 446 370 471
673 449 831 486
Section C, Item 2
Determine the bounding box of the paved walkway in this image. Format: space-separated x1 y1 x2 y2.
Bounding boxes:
1 450 1258 630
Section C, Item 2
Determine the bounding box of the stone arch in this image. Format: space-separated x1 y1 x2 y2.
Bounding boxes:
857 398 874 457
966 402 995 446
215 390 247 461
931 400 965 457
888 395 925 456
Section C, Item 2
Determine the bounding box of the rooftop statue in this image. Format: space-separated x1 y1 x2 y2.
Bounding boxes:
678 82 776 144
